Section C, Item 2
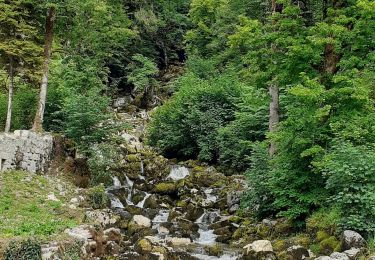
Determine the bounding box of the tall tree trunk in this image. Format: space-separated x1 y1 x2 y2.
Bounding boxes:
268 84 279 156
5 58 14 133
33 6 56 132
268 0 282 156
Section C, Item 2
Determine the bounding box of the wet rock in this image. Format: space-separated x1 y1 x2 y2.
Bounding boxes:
104 228 122 244
84 209 120 227
214 227 232 243
153 182 178 195
243 240 276 260
342 230 366 250
144 194 160 209
185 204 204 222
132 215 152 228
135 238 153 254
330 252 350 260
166 237 192 246
286 245 309 260
343 248 361 259
205 244 223 257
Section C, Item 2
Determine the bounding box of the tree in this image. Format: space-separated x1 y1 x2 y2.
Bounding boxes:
33 5 56 132
0 0 42 132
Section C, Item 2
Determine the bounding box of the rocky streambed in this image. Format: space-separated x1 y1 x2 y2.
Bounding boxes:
41 111 369 260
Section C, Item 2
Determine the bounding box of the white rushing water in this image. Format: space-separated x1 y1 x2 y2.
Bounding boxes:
137 193 151 208
195 228 218 245
152 209 170 235
109 195 124 209
192 253 239 260
112 176 121 187
167 165 190 181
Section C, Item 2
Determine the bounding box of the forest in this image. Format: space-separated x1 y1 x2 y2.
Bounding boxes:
0 0 374 259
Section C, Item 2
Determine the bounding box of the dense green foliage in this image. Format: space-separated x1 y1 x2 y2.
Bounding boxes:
1 0 375 237
4 239 41 260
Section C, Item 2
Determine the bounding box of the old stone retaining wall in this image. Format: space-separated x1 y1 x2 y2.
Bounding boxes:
0 130 53 173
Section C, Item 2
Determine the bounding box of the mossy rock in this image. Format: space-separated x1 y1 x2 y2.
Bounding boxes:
291 234 311 248
153 183 178 195
134 238 153 254
277 251 288 260
273 240 288 252
176 200 188 207
273 219 294 236
256 224 272 239
205 244 223 257
316 230 330 242
152 246 168 255
126 154 141 162
319 236 341 255
132 194 144 205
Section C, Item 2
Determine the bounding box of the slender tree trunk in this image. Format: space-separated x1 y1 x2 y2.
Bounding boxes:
33 6 56 132
268 84 279 156
268 0 282 156
5 58 14 133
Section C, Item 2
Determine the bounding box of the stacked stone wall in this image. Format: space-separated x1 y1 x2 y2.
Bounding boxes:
0 130 53 173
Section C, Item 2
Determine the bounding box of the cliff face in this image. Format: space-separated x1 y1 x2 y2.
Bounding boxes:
0 130 53 173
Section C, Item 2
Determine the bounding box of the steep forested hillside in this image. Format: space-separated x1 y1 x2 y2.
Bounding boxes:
0 0 374 259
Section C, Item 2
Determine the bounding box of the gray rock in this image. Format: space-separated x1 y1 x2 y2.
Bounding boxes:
343 248 361 259
286 245 309 259
330 252 350 260
84 209 120 227
0 130 53 173
243 240 276 260
342 230 366 250
315 257 332 260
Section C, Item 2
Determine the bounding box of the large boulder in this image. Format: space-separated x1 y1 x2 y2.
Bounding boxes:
132 215 152 228
342 230 366 250
84 209 120 227
286 245 309 260
330 252 350 260
243 240 276 260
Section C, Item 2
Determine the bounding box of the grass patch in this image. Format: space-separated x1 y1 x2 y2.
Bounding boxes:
0 171 82 239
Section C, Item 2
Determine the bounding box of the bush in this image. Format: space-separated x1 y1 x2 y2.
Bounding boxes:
148 72 245 163
88 184 109 209
241 142 275 219
320 142 375 234
4 239 41 260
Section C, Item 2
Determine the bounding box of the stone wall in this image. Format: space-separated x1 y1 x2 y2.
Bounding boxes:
0 130 53 174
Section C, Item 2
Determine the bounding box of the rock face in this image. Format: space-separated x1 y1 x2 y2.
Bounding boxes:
0 130 53 173
286 245 309 259
243 240 276 260
342 230 366 250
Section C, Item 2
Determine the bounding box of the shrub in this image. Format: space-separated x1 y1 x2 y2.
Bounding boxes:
88 184 108 209
87 142 124 186
320 142 375 234
148 72 245 163
4 239 41 260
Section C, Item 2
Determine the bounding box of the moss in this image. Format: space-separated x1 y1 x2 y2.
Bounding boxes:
316 230 330 242
256 224 272 239
205 244 223 257
273 240 288 252
126 154 140 162
152 246 168 255
153 183 177 194
309 243 321 255
176 200 188 207
306 207 340 235
292 234 311 248
135 238 153 254
277 251 288 260
320 236 341 255
274 219 294 235
229 216 242 224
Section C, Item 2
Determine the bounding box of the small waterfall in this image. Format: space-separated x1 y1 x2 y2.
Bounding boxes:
195 210 221 246
140 160 144 175
108 194 124 209
137 193 151 208
195 229 218 245
124 174 134 205
167 165 190 181
202 188 218 206
125 175 134 188
152 209 170 236
112 176 121 187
